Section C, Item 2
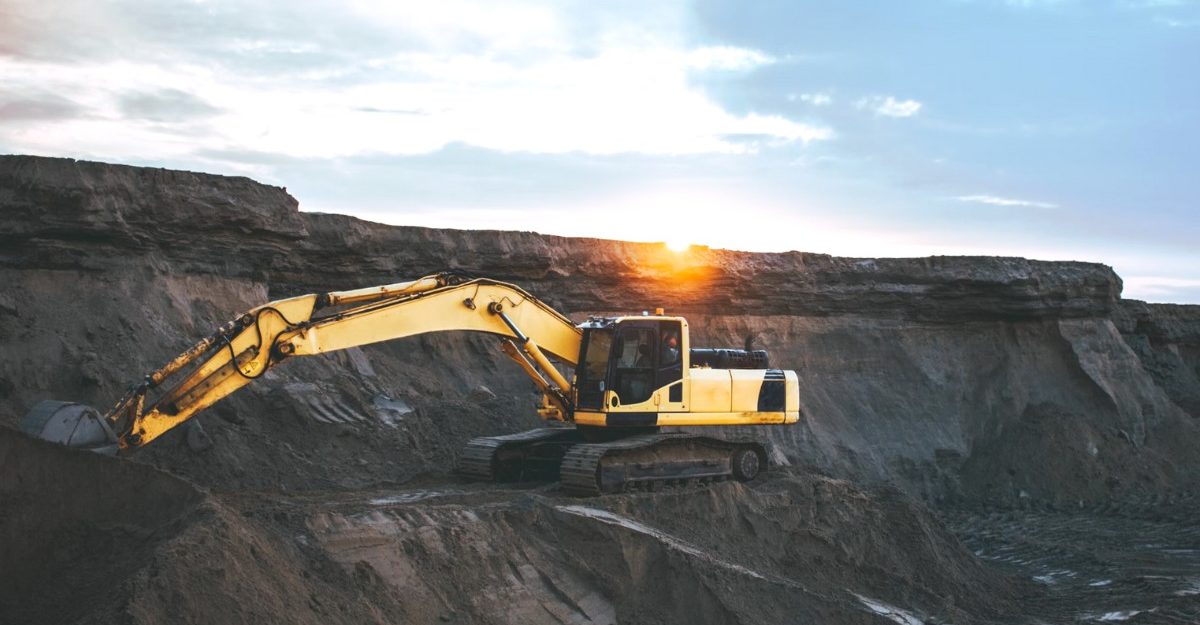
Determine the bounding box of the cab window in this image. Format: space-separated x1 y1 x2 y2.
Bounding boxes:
613 326 656 404
575 328 613 410
616 328 655 368
656 320 683 393
580 329 612 382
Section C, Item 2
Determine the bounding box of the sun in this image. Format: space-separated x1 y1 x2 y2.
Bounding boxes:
664 239 691 253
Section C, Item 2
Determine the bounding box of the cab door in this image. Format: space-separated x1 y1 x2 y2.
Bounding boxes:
607 319 688 413
608 323 657 407
651 319 683 411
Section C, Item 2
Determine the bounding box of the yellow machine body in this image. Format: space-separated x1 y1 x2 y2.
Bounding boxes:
572 315 800 428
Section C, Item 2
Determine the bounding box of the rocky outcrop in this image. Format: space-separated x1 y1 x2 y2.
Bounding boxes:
1115 300 1200 418
2 155 1198 506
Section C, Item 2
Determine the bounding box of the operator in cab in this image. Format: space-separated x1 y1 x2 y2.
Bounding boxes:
661 330 680 365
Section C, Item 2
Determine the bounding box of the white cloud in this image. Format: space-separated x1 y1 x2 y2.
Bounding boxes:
687 46 775 71
1122 276 1200 301
855 95 923 118
1003 0 1072 7
1122 0 1190 8
1154 16 1200 26
790 92 832 106
0 0 830 163
955 194 1059 209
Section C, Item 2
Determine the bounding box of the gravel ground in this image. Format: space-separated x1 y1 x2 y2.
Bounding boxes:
945 503 1200 624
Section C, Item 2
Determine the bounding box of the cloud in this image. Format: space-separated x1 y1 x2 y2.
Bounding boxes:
687 46 775 70
1121 0 1191 8
1002 0 1073 7
0 91 89 122
855 95 923 118
955 194 1059 209
1122 276 1200 302
789 92 832 106
0 0 830 161
118 89 222 122
1154 16 1200 26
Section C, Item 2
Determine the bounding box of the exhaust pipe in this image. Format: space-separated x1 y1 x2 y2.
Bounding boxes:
20 400 119 455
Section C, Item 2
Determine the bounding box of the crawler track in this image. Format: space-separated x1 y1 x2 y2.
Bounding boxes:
458 427 582 482
460 428 767 496
559 433 766 496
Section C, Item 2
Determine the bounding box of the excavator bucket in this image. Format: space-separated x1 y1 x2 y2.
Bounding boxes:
21 400 118 455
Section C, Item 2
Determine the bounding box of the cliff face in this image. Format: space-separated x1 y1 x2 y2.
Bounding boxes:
2 155 1198 504
1114 300 1200 418
0 155 1119 320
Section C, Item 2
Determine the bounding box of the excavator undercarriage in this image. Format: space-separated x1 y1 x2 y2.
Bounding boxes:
459 427 766 496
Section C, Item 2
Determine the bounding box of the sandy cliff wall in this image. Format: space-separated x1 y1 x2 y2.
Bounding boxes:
3 155 1198 504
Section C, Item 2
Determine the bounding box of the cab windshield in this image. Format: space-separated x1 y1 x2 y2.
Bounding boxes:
580 329 613 382
575 328 614 410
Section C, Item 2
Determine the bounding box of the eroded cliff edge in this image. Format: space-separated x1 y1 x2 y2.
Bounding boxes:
2 154 1198 506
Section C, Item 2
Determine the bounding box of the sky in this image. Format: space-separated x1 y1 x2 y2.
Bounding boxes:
1 0 1197 302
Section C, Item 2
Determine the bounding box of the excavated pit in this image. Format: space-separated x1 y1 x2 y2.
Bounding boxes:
3 155 1200 624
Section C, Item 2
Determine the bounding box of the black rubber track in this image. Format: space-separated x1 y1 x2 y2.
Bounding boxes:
458 428 576 481
559 433 765 496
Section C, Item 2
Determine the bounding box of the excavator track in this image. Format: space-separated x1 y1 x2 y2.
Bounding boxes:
558 433 767 496
459 427 583 482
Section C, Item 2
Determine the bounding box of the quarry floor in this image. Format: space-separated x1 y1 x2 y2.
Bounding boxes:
242 478 1200 624
225 476 1200 624
944 505 1200 624
5 427 1200 625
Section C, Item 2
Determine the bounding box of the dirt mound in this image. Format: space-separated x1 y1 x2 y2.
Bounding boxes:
0 426 415 625
296 472 1023 624
0 424 1023 624
0 426 202 624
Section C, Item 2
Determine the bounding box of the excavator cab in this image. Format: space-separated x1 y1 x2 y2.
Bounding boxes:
571 315 800 431
574 317 685 412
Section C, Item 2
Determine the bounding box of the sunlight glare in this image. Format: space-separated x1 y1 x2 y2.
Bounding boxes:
665 239 691 252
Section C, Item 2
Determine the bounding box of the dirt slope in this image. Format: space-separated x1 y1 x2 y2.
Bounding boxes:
1 426 1023 625
0 426 417 625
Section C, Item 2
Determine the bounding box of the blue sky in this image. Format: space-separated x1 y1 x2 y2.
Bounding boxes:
2 0 1197 302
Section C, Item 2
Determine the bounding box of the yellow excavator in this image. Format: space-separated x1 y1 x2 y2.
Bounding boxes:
22 273 800 495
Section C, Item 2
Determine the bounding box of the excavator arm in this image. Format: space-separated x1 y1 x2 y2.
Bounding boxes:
79 274 581 450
